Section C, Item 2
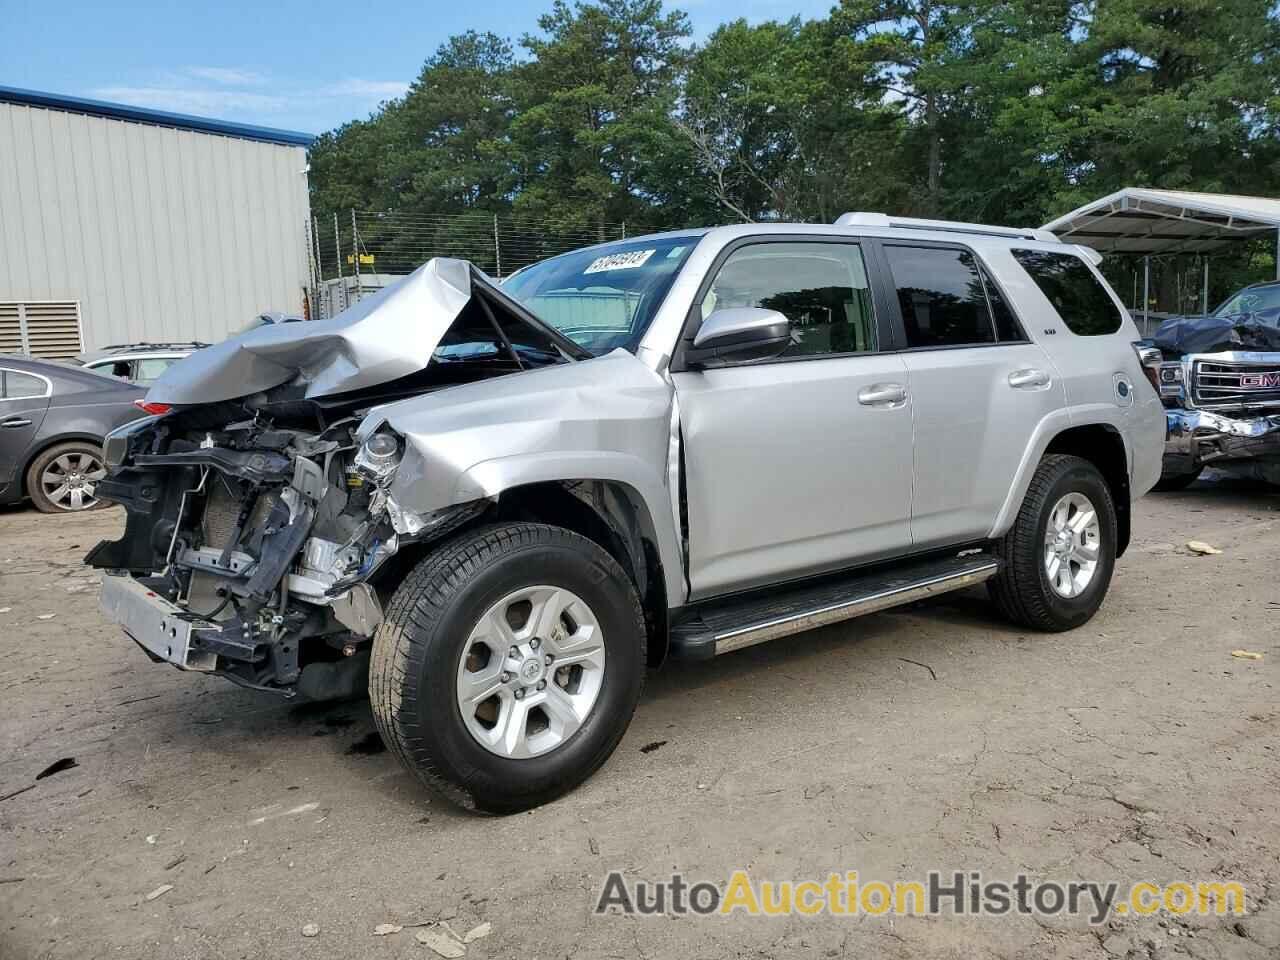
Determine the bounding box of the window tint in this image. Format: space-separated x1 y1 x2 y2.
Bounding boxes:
980 265 1026 342
1011 249 1124 336
884 245 995 347
3 371 48 399
699 242 876 357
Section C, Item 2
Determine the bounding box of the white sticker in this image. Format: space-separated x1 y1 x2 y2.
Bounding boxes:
584 249 655 274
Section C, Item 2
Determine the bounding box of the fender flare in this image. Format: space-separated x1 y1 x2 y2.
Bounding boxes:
988 408 1132 540
456 451 686 604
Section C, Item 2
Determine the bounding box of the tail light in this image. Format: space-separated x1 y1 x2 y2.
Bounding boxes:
1133 342 1183 398
133 400 172 415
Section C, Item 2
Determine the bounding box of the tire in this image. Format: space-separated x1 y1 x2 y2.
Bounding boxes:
369 522 646 814
988 454 1117 632
25 441 110 513
1153 467 1202 492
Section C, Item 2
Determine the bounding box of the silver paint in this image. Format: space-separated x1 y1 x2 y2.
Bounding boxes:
146 258 473 404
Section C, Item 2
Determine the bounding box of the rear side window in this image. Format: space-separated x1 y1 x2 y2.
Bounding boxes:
2 371 48 399
884 245 995 348
1012 249 1124 336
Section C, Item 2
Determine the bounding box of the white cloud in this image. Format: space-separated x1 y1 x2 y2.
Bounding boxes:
90 85 291 116
87 73 410 130
321 79 410 99
184 66 268 86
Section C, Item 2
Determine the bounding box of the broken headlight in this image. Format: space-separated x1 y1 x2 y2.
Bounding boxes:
354 431 401 480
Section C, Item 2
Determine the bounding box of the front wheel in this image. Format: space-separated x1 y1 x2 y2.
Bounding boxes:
369 523 645 814
988 454 1117 632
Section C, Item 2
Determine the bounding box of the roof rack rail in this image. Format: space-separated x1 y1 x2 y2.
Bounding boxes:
97 341 210 352
833 212 1060 244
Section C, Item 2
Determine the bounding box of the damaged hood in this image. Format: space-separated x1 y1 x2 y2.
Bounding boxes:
147 258 580 405
1153 310 1280 358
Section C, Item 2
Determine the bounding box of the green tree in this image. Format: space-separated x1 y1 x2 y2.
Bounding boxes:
510 0 692 235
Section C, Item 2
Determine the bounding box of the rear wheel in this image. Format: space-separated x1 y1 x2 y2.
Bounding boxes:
25 441 108 513
369 522 645 813
988 454 1117 632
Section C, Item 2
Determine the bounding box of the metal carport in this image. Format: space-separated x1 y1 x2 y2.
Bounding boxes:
1042 188 1280 326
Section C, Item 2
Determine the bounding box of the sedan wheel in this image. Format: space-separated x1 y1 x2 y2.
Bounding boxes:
25 442 109 513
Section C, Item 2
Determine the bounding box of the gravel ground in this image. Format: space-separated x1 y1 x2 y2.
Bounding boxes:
2 475 1279 960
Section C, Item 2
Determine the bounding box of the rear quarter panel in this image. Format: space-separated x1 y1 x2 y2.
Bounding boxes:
982 244 1166 535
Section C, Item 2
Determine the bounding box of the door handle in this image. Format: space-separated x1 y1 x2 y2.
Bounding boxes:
0 417 32 428
857 383 907 407
1007 368 1051 390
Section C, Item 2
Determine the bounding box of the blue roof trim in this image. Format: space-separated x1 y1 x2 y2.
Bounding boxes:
0 85 315 147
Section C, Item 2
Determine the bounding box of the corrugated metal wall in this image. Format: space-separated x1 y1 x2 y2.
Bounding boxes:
0 101 311 350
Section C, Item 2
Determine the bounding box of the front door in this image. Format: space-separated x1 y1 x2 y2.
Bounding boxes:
673 239 914 599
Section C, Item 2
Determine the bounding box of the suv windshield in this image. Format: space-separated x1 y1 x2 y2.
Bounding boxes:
502 235 701 355
1215 284 1280 317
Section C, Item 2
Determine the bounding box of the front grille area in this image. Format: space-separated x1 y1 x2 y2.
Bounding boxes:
1192 359 1280 408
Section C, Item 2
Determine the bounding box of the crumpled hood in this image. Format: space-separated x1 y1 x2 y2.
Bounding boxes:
1154 310 1280 358
147 258 475 404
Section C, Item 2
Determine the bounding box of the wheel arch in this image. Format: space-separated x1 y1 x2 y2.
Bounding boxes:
494 480 671 667
992 416 1131 558
1043 425 1130 557
377 479 674 668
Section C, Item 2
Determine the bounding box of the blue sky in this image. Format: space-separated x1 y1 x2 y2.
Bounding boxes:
6 0 835 136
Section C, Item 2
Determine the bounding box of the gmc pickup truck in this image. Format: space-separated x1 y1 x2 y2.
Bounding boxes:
88 214 1166 812
1145 279 1280 488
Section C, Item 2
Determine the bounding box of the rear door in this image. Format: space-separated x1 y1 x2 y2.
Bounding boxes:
672 238 914 598
0 368 52 494
874 242 1066 548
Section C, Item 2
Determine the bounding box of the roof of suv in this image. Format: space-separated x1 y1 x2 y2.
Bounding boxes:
78 342 207 364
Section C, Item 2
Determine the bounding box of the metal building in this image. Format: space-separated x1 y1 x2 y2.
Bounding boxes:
0 86 314 356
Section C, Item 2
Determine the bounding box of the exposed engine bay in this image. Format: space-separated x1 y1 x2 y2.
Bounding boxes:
85 258 585 697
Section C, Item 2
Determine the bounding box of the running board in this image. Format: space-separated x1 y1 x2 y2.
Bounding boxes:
669 554 999 660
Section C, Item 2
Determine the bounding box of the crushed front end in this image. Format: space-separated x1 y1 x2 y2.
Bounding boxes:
1146 346 1280 483
87 405 483 698
84 257 581 697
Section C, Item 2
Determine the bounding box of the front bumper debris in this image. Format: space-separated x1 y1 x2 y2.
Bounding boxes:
1164 408 1280 478
100 573 218 672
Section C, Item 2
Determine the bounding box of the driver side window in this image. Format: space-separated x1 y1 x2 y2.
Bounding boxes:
698 242 876 357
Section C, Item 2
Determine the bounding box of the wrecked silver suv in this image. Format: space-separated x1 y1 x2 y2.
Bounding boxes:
90 218 1165 812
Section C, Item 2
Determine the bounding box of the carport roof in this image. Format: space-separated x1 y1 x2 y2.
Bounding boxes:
1042 188 1280 255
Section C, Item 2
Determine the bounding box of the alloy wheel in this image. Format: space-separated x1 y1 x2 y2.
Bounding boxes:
1043 492 1101 598
455 585 606 759
40 451 106 511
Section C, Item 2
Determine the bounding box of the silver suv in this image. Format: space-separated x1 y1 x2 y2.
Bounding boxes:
88 215 1165 812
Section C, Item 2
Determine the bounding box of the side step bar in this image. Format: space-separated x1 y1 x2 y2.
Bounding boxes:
669 553 999 660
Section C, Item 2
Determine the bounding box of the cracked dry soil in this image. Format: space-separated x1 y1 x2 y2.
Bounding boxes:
1 473 1278 959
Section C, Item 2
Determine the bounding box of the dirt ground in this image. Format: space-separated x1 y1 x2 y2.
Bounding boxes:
2 474 1279 960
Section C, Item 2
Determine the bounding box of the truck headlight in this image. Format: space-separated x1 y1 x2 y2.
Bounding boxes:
1157 363 1184 397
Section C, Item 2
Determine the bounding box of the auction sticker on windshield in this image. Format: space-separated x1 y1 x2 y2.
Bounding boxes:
584 249 655 273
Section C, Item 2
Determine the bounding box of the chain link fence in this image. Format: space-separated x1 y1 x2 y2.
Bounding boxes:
305 211 630 319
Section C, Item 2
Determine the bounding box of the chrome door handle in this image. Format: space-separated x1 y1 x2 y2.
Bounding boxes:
1008 368 1050 390
857 383 907 407
0 417 32 428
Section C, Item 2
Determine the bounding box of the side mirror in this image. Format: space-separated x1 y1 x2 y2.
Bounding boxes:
685 307 791 367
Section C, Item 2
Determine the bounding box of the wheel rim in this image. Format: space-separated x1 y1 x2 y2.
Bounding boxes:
1043 492 1101 598
456 585 606 759
40 451 106 511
